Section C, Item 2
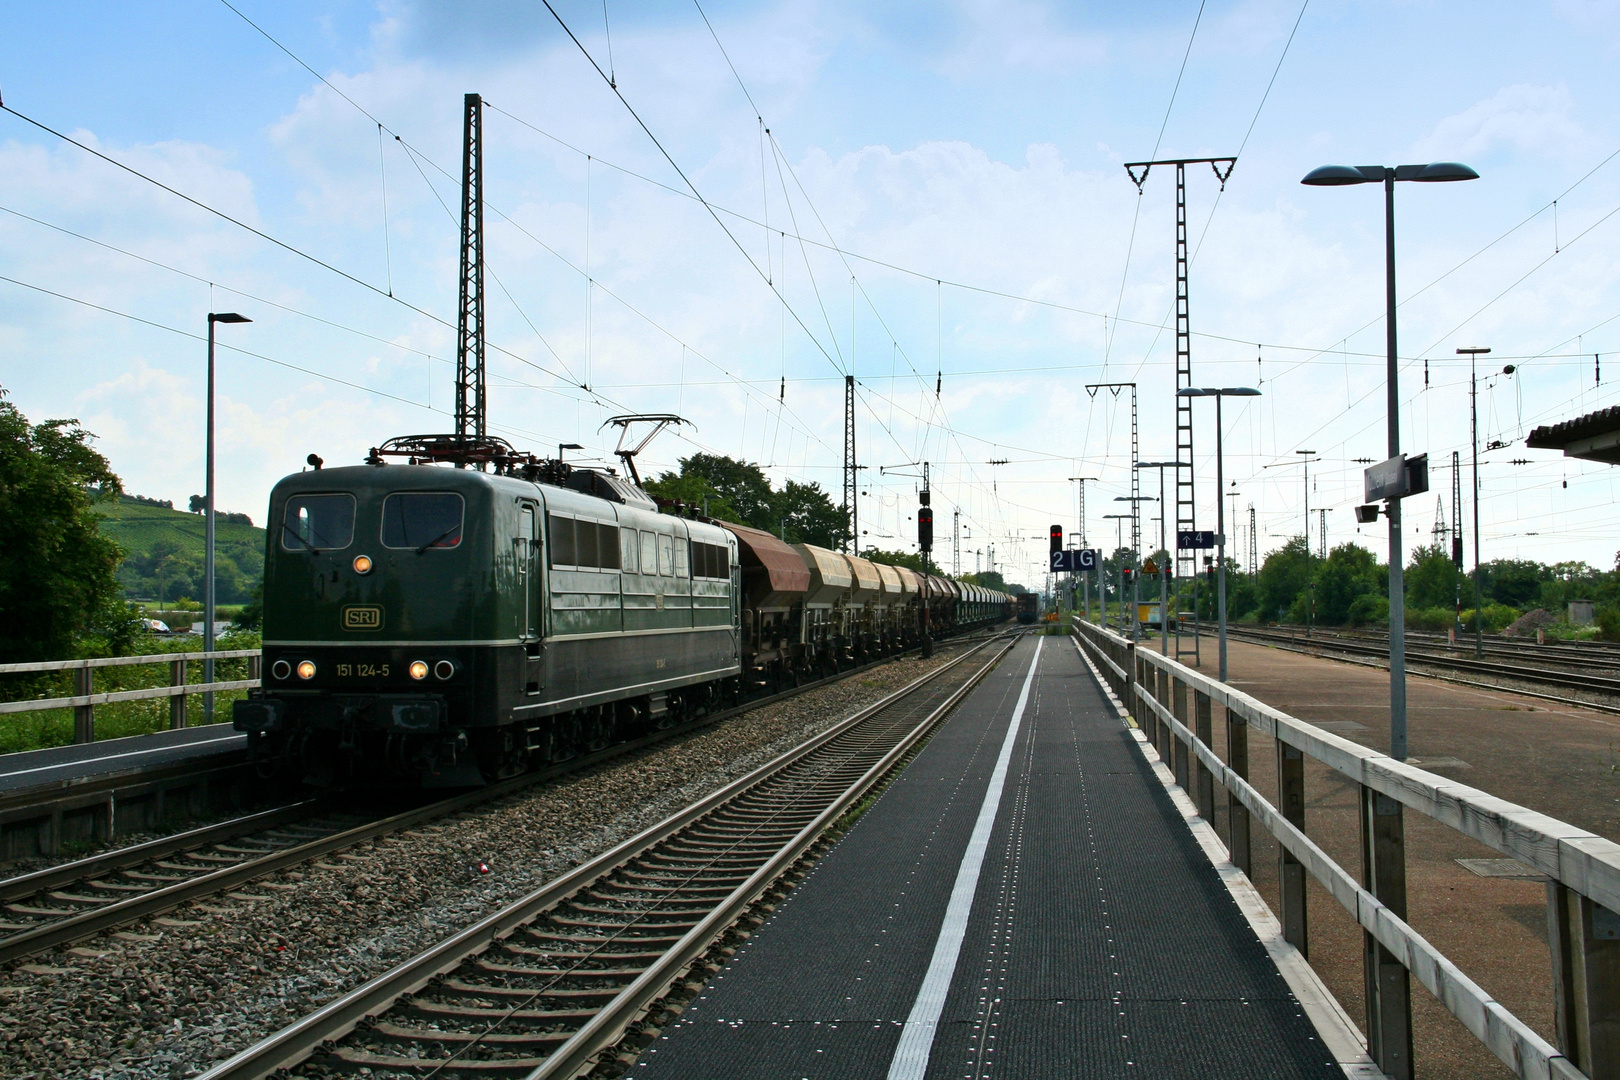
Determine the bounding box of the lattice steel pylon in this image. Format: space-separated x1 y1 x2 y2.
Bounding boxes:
455 92 486 443
1084 382 1139 560
843 374 856 554
1248 503 1257 576
1124 156 1235 577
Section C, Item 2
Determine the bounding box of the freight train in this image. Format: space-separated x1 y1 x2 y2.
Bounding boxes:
233 435 1011 787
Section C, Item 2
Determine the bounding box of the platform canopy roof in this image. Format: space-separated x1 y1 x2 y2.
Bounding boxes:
1526 405 1620 465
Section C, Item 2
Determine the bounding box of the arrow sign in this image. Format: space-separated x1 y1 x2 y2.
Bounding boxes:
1177 530 1216 550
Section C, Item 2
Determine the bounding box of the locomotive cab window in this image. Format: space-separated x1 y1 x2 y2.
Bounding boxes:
282 493 356 551
382 493 464 550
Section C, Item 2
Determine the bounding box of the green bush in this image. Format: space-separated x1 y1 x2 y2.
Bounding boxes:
1597 606 1620 642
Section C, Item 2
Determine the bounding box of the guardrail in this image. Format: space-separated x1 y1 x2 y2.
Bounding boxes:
0 651 261 743
1073 615 1611 1080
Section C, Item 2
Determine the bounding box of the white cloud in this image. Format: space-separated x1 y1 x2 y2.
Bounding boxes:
1413 83 1587 163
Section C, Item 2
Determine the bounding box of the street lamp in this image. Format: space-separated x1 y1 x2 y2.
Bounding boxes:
1104 513 1132 631
1303 160 1477 763
204 312 251 725
1304 159 1477 1080
1116 495 1156 641
1177 388 1261 681
1137 460 1179 654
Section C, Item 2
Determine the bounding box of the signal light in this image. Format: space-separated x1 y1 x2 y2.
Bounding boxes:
434 660 455 680
1049 524 1063 555
271 659 291 680
409 660 429 681
296 660 316 680
353 554 373 574
917 506 934 550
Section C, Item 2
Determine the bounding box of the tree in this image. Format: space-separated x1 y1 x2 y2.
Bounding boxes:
1405 543 1467 611
676 453 775 526
645 454 850 550
1313 543 1384 626
860 548 940 575
0 389 134 663
771 479 849 549
1256 537 1310 623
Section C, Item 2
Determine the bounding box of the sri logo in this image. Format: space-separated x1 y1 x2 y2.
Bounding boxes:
343 605 384 631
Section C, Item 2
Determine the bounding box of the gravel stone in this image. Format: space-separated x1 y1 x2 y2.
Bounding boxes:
0 647 970 1079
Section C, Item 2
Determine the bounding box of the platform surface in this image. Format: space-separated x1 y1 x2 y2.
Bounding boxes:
635 634 1340 1079
0 723 244 795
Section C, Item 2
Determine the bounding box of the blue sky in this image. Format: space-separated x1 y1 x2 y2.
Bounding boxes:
3 1 1619 586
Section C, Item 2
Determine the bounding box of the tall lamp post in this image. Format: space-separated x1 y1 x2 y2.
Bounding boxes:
1177 388 1260 681
1104 513 1132 630
204 312 251 725
1115 495 1156 641
1303 158 1478 1080
1457 346 1491 659
1137 461 1179 653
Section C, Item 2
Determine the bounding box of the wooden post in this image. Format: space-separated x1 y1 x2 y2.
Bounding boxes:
1226 705 1251 876
1194 690 1215 822
1548 881 1620 1078
169 658 188 729
1171 676 1190 791
73 666 94 744
1361 786 1413 1079
1277 741 1308 957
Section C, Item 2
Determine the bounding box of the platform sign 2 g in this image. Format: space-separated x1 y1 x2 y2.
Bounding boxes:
1050 549 1098 572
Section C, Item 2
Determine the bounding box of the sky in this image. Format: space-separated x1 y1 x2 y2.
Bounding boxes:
3 0 1620 590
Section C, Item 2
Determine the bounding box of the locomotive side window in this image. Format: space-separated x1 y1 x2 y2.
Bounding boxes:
577 518 600 567
689 541 730 579
596 523 621 569
548 514 575 566
639 531 657 577
382 493 465 550
658 534 674 577
281 493 356 551
621 528 639 572
674 536 688 577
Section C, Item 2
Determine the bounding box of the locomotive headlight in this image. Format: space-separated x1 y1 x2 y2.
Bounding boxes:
433 660 455 681
296 660 317 680
353 554 373 574
271 659 292 680
409 660 429 681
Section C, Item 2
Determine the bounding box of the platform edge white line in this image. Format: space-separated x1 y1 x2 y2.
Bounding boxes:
885 634 1043 1080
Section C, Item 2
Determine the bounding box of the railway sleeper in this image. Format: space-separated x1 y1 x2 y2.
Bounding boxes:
364 1021 573 1046
324 1046 552 1072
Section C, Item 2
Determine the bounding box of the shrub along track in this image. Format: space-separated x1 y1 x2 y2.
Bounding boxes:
197 631 1019 1080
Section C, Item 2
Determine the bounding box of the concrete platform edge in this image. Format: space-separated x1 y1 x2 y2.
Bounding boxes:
1068 634 1388 1080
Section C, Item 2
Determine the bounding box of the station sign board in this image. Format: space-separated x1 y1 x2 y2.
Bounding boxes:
1050 548 1098 572
1177 530 1216 550
1363 452 1430 503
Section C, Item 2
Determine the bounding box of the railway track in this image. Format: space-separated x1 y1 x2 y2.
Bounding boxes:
1224 623 1620 704
198 630 1019 1080
0 633 994 967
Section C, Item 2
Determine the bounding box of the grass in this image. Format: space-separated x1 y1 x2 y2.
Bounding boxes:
0 630 262 755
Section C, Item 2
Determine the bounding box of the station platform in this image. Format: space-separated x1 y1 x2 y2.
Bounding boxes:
0 722 244 795
636 634 1353 1079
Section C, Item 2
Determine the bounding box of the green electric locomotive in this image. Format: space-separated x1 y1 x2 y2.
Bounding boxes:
234 437 740 787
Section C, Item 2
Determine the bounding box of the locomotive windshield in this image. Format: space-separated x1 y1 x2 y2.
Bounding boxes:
382 492 465 550
281 493 356 551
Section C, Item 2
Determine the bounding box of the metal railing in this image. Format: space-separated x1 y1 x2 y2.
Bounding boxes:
0 651 261 743
1074 616 1608 1080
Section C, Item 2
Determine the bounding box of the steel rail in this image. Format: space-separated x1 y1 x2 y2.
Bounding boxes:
196 631 1018 1080
1225 624 1620 699
0 632 996 964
